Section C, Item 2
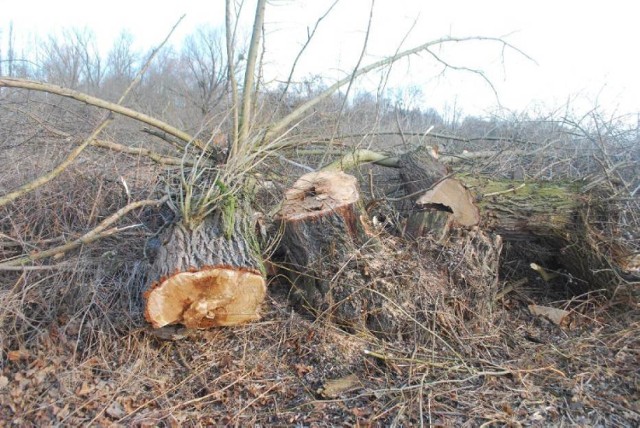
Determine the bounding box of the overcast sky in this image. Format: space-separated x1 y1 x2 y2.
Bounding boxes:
1 0 639 119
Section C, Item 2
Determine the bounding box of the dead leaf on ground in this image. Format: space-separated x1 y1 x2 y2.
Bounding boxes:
528 304 571 326
76 381 93 396
0 375 9 389
7 349 30 362
318 374 361 398
105 401 126 419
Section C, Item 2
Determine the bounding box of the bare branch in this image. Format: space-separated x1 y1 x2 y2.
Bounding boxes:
0 117 112 208
0 77 198 146
266 36 529 141
311 130 528 144
321 149 399 171
237 0 267 152
276 0 340 108
0 196 169 268
320 0 376 169
226 0 240 148
140 127 185 152
424 46 499 104
0 16 186 208
90 139 203 166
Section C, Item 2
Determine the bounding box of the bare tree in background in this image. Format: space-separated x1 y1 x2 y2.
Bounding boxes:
38 28 103 91
179 26 228 117
102 30 139 97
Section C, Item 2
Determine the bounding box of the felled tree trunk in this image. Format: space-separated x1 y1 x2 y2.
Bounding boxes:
397 148 481 240
396 151 639 295
144 210 266 329
276 171 376 325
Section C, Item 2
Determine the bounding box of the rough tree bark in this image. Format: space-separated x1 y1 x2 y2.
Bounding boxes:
145 210 266 328
276 171 376 322
396 149 639 295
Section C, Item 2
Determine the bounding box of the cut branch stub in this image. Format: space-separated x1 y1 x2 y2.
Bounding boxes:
144 212 266 329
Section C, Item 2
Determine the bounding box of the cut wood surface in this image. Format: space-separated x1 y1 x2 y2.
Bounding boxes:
416 178 480 227
145 212 266 328
407 177 480 240
279 171 361 221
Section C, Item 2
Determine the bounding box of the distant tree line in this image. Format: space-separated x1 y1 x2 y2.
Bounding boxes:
1 23 638 187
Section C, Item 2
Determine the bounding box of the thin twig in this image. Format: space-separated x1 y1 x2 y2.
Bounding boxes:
266 36 531 141
0 196 168 268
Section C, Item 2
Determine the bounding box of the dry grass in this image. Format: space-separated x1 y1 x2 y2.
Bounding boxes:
1 99 639 426
1 251 638 425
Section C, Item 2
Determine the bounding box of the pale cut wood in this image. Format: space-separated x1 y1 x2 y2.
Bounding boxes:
279 171 360 221
145 211 266 329
416 178 480 227
145 268 265 328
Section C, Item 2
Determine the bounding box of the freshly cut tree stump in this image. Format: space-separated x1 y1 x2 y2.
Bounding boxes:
145 211 266 329
396 149 480 240
406 178 480 240
277 171 374 322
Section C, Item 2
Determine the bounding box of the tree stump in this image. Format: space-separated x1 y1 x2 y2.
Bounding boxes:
144 211 266 329
396 148 478 240
276 171 375 325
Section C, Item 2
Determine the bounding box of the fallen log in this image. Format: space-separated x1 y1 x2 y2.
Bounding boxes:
144 210 266 328
396 149 639 295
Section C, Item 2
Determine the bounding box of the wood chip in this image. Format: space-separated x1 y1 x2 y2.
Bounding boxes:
7 349 30 362
528 304 571 326
318 374 361 398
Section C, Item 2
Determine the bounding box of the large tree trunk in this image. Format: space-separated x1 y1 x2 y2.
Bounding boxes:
144 211 266 329
396 150 639 295
276 171 376 324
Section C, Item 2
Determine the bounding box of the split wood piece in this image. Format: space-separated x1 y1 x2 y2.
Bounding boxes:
277 171 375 319
405 178 480 240
145 212 266 329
